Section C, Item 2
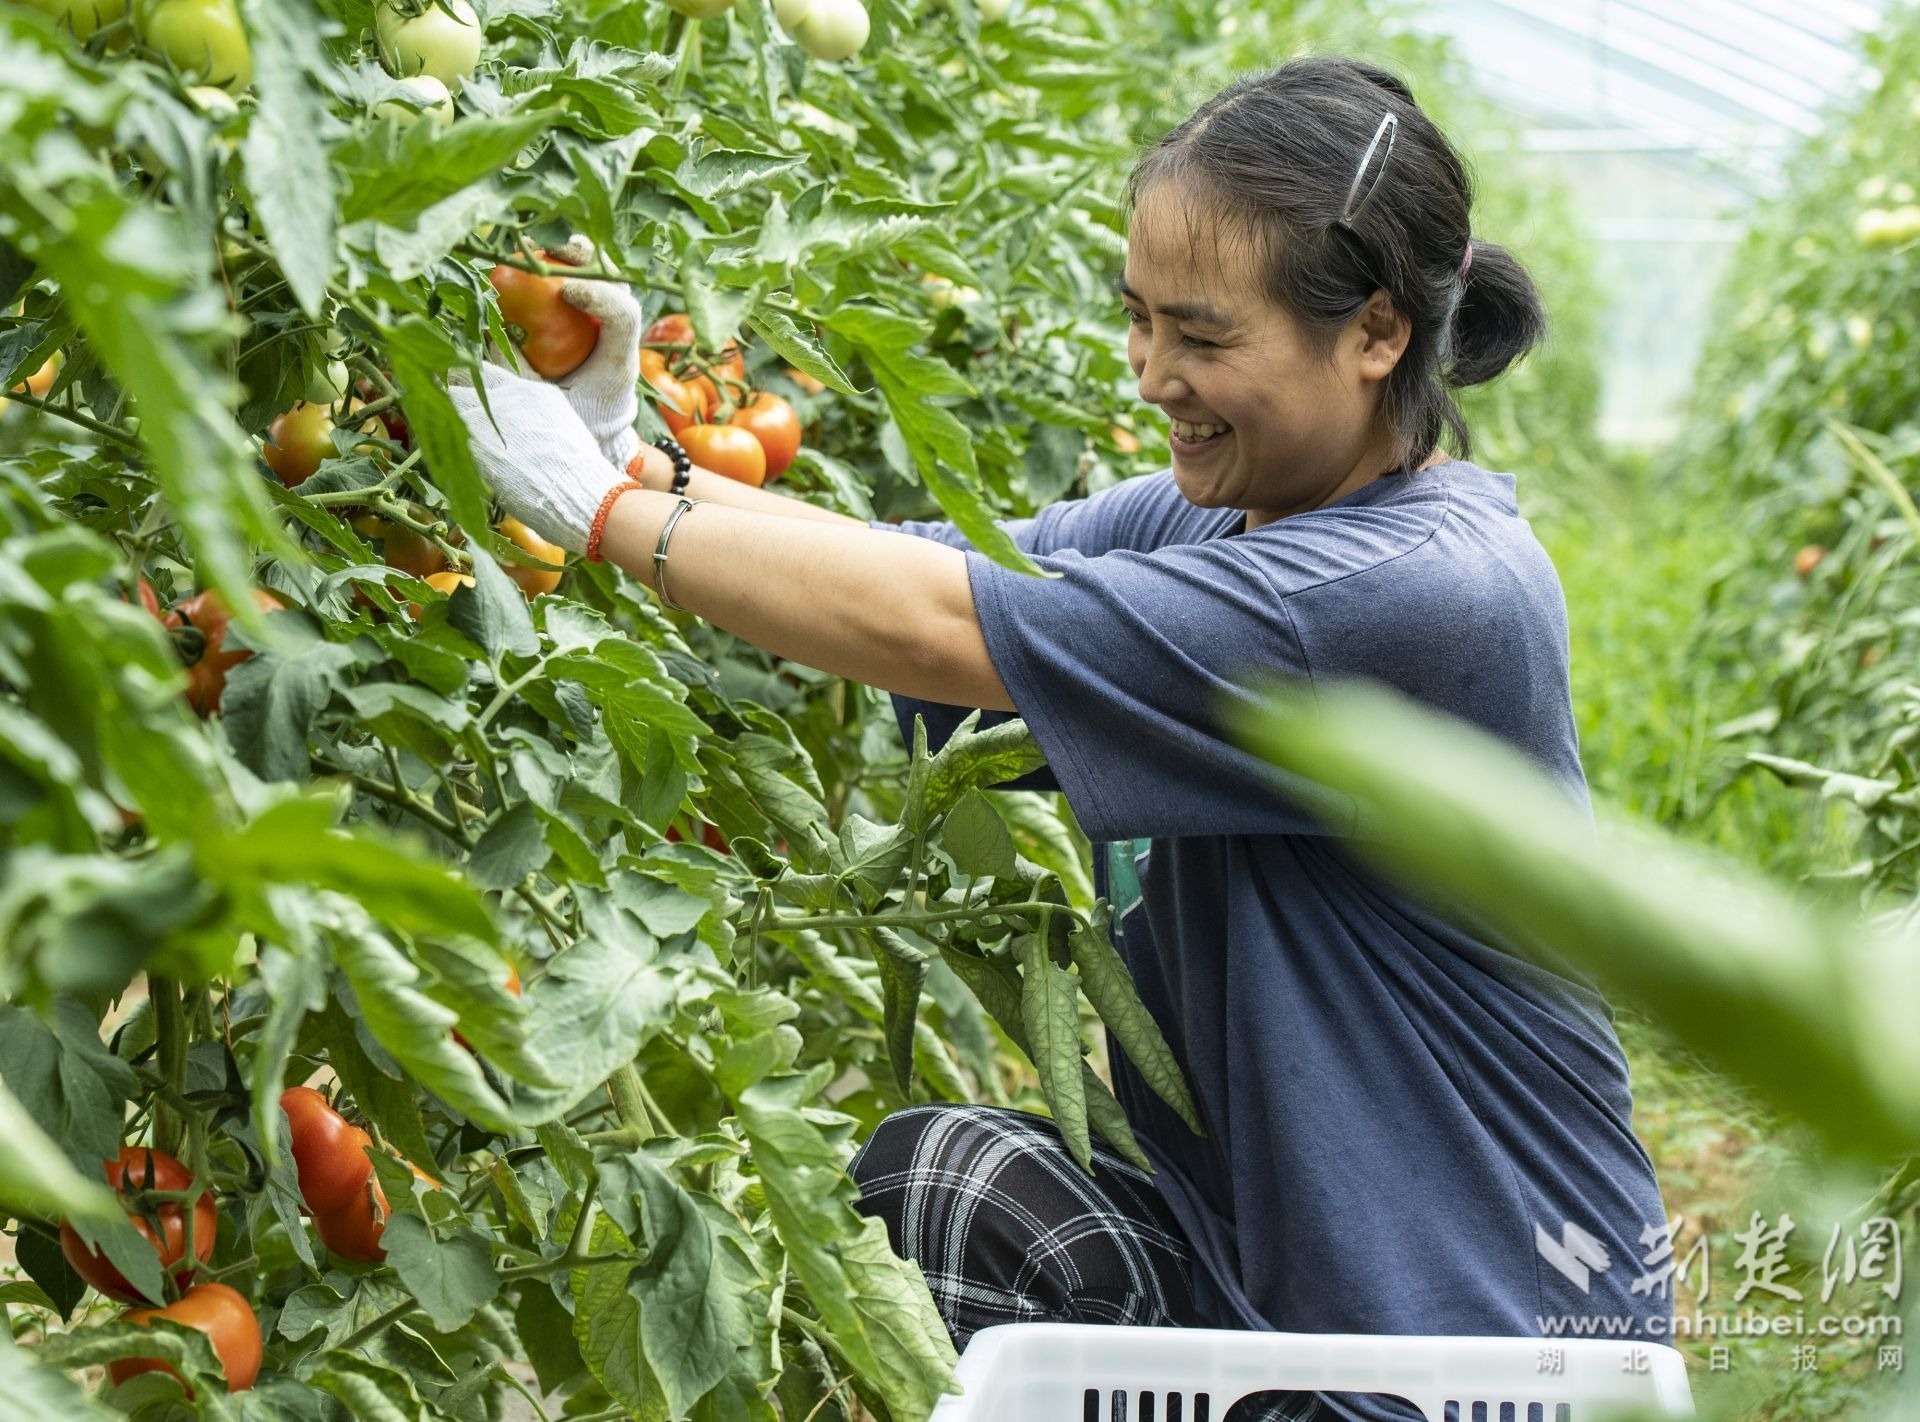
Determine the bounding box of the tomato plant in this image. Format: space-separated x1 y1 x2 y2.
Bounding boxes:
0 0 1590 1415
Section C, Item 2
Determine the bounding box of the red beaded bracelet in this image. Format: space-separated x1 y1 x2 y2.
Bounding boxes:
585 479 645 563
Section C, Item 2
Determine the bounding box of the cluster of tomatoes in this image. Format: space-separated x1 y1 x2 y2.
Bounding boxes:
279 1086 437 1264
57 1148 260 1394
20 0 483 120
487 254 806 489
55 1090 436 1395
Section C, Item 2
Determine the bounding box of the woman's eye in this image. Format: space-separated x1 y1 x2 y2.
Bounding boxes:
1182 335 1215 350
1124 307 1148 326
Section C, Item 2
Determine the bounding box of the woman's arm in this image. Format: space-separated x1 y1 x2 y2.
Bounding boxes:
628 444 868 529
599 488 1015 712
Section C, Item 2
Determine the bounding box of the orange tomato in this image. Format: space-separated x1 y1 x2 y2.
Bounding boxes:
108 1282 262 1394
6 353 59 402
727 392 802 479
642 349 713 434
409 568 475 619
782 366 825 396
680 422 767 487
496 517 564 598
489 255 601 379
162 588 288 717
1793 544 1826 579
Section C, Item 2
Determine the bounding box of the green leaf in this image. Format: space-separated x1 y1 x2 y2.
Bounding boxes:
922 714 1047 824
385 315 490 537
237 0 337 315
593 1150 765 1416
572 1212 670 1422
380 1214 501 1331
1069 907 1201 1135
337 114 547 227
871 928 928 1097
1228 679 1920 1165
940 789 1017 880
203 792 499 946
734 1073 955 1422
746 306 859 396
1012 933 1090 1170
0 1074 118 1224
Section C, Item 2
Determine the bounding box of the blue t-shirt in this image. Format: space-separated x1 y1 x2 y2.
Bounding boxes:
879 462 1672 1422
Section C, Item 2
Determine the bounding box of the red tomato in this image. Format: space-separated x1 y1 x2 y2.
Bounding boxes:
162 588 287 717
489 255 601 379
108 1282 261 1394
641 349 712 435
58 1149 218 1303
278 1087 373 1216
727 392 802 479
313 1161 439 1262
313 1179 389 1261
666 823 730 853
679 422 767 487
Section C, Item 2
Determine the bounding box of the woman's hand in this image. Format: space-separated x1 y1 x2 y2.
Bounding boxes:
547 235 643 471
447 362 626 554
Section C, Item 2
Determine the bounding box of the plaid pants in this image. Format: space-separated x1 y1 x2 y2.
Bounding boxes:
851 1104 1323 1422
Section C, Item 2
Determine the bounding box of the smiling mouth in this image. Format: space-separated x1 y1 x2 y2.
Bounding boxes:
1169 418 1232 453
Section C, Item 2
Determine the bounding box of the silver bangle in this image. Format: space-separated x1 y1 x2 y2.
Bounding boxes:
652 496 704 611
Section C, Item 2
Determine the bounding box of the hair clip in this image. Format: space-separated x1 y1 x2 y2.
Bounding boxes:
1339 111 1398 228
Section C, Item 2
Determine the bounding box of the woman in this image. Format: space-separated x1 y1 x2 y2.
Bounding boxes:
452 55 1671 1422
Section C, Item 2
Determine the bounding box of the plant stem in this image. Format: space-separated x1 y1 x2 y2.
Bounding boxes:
770 899 1082 934
606 1064 656 1142
0 390 145 452
151 977 187 1155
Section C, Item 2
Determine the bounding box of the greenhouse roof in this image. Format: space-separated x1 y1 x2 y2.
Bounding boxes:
1405 0 1892 191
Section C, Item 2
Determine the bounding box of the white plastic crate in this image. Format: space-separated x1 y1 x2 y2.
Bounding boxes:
928 1323 1695 1422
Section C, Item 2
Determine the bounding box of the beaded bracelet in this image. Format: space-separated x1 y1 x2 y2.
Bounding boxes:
585 479 645 563
653 435 693 495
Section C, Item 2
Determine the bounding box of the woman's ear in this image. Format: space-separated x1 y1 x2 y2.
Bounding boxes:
1352 289 1412 383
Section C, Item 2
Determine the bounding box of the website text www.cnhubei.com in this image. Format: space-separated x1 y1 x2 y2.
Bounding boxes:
1537 1312 1904 1339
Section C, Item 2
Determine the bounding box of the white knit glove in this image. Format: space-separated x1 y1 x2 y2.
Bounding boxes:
549 235 643 472
447 362 627 554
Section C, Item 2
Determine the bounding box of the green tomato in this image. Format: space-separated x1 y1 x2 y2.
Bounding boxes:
771 0 809 28
375 0 482 91
138 0 252 90
17 0 127 40
373 73 454 127
790 0 865 60
662 0 736 15
977 0 1010 20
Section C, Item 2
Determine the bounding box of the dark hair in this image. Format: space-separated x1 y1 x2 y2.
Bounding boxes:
1125 55 1547 470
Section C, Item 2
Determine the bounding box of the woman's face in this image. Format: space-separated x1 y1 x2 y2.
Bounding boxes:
1122 182 1417 528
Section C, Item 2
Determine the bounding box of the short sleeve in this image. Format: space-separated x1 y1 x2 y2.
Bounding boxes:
964 539 1359 841
873 476 1178 787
